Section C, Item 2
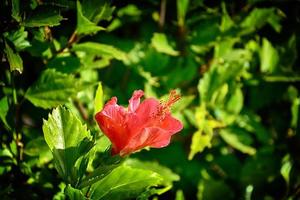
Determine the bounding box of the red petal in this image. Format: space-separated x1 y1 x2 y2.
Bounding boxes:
128 90 144 112
95 97 127 154
120 127 171 156
160 114 183 135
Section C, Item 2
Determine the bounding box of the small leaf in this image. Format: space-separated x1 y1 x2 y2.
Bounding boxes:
72 42 127 61
11 0 21 22
24 7 63 27
260 38 279 73
90 166 163 200
189 130 212 160
65 185 87 200
151 33 179 56
177 0 189 26
220 129 256 155
4 41 23 73
291 97 300 128
175 190 185 200
220 3 234 32
280 156 292 186
0 97 10 129
76 0 105 35
81 0 114 23
94 82 103 115
241 8 283 32
25 69 80 109
189 107 224 160
226 86 244 114
4 27 31 51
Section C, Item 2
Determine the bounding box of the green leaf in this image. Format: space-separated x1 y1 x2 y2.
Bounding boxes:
177 0 189 26
46 55 81 73
0 97 10 130
175 190 185 200
191 17 220 46
220 3 234 32
11 0 21 22
43 106 93 184
94 82 104 115
25 69 80 109
4 27 31 51
281 155 292 186
65 185 87 200
189 107 224 160
197 179 234 200
291 97 300 128
4 41 23 73
24 137 49 156
81 0 114 23
219 128 256 155
125 158 180 185
76 0 105 35
226 86 244 114
72 42 127 61
260 38 279 73
241 8 283 33
189 130 212 160
24 7 63 27
90 166 163 200
151 33 179 56
236 111 270 144
43 106 91 150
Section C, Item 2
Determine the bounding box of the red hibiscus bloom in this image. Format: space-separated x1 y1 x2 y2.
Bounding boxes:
95 90 183 156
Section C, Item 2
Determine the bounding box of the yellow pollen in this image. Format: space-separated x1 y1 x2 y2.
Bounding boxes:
152 90 181 120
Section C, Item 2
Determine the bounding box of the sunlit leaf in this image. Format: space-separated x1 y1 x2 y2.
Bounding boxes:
94 82 104 115
241 8 283 33
151 33 179 56
4 27 31 51
189 130 212 160
4 41 23 73
65 185 87 200
220 129 256 155
125 158 180 185
76 0 105 35
43 106 93 184
189 107 224 160
175 190 185 200
43 106 91 151
72 42 127 61
90 166 163 200
280 155 292 186
177 0 189 26
260 38 279 73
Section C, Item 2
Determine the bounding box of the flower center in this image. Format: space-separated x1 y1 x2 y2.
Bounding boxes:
153 90 181 121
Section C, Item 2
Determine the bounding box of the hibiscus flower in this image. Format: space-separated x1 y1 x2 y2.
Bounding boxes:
95 90 183 156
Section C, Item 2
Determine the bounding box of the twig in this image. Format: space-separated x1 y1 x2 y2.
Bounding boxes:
159 0 167 30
